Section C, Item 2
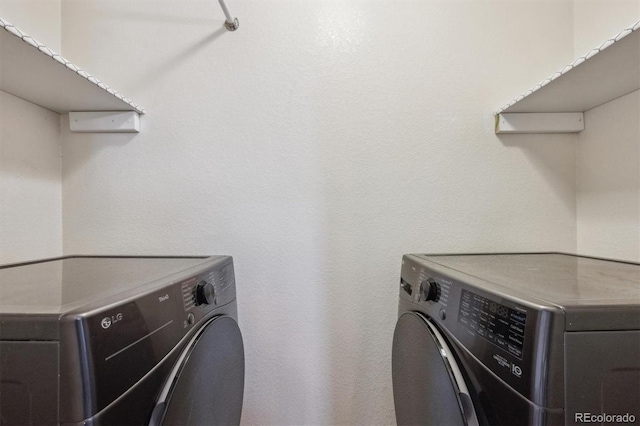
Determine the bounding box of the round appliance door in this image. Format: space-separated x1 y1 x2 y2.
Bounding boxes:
392 311 479 426
150 315 245 426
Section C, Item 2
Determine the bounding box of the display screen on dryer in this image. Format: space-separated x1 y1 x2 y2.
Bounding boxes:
458 289 527 359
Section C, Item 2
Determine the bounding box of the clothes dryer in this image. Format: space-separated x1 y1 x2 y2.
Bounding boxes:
392 253 640 426
0 255 244 425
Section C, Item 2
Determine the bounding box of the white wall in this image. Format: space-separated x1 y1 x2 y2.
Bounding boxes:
60 1 576 424
0 91 62 263
0 0 62 264
574 0 640 262
0 0 61 51
576 91 639 261
573 0 640 55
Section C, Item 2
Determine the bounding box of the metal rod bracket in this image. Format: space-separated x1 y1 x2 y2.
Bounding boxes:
224 18 239 31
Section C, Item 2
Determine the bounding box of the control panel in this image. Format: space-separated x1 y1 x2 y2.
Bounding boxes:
458 289 527 359
181 261 235 312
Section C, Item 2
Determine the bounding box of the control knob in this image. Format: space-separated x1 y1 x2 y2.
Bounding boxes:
420 278 441 303
195 281 216 305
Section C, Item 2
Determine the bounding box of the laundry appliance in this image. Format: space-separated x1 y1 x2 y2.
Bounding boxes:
0 255 244 425
392 253 640 426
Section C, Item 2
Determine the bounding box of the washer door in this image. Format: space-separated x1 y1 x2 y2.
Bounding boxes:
149 315 244 426
392 312 479 426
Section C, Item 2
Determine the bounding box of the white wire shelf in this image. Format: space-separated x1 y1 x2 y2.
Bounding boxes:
496 21 640 115
0 17 144 114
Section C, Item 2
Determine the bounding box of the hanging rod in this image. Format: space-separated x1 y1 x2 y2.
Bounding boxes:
218 0 239 31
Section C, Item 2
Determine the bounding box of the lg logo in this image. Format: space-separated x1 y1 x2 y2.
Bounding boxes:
101 317 112 329
101 313 123 329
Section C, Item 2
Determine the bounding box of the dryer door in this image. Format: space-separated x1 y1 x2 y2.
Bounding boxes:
392 312 479 426
149 315 244 426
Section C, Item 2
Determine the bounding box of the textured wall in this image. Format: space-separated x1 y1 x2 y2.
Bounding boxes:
0 0 62 264
574 1 640 262
0 91 62 263
0 0 61 51
577 91 640 261
573 0 640 55
61 1 576 424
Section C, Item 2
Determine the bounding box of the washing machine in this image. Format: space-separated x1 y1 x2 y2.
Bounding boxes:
0 255 244 425
392 253 640 426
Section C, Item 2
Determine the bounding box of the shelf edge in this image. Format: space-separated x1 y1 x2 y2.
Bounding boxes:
495 20 640 115
0 17 145 115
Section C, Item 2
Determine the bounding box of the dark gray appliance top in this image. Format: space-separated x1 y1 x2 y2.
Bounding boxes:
415 253 640 308
0 256 216 315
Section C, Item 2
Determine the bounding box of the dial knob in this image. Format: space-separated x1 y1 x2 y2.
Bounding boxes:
195 281 216 305
420 278 441 302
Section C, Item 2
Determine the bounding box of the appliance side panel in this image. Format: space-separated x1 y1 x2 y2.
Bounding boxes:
566 306 640 331
0 315 59 340
0 341 59 425
565 330 640 426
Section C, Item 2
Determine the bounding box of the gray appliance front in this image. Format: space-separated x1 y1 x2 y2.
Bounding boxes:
394 253 640 426
0 256 245 426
